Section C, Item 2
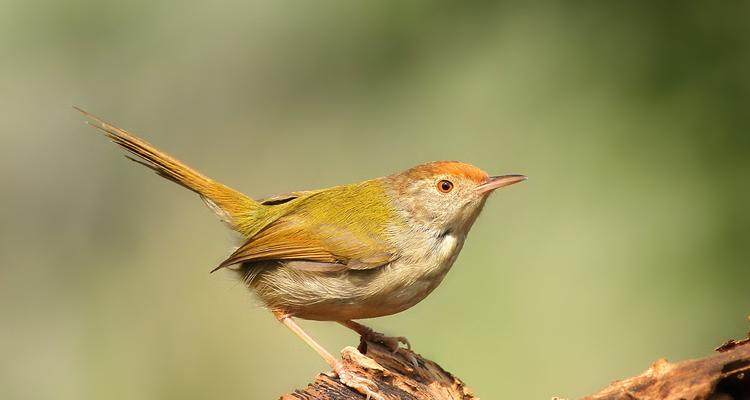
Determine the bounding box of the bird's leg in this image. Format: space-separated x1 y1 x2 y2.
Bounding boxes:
272 310 384 400
339 320 417 368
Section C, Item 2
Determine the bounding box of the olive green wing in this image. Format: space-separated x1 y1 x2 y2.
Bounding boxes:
212 214 395 272
212 183 398 272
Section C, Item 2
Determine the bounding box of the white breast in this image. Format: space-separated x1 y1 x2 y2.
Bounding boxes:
376 231 465 309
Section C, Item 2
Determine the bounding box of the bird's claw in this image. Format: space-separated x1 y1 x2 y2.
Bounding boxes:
391 336 412 351
362 333 418 369
365 332 411 352
402 350 419 369
334 361 385 400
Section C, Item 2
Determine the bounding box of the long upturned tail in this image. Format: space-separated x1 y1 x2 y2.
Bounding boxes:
75 107 258 231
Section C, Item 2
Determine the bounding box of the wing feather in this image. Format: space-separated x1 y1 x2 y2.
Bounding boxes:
212 181 399 273
213 216 395 272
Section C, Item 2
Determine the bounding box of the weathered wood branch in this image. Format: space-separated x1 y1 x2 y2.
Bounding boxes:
582 331 750 400
281 339 476 400
281 324 750 400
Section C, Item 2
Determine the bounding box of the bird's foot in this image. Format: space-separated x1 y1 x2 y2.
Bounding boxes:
340 321 419 369
365 332 411 352
333 361 384 400
361 332 418 369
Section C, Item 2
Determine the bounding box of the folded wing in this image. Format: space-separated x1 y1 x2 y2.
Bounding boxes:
213 215 396 272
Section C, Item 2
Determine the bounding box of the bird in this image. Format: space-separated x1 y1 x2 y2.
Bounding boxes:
75 107 526 399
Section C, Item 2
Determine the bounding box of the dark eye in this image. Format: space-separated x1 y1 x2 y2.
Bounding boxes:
437 179 454 193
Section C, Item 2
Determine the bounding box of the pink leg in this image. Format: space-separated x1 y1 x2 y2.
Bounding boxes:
273 310 384 400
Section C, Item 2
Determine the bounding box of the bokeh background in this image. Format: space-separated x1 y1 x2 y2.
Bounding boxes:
2 2 749 399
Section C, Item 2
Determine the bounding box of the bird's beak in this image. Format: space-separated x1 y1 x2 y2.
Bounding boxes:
475 174 527 194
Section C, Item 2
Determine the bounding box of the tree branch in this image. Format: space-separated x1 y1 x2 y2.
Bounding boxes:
281 339 476 400
281 322 750 400
581 330 750 400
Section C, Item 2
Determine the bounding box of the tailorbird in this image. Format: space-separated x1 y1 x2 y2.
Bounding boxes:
76 107 526 399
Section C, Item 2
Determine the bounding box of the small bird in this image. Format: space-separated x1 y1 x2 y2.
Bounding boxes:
76 107 526 399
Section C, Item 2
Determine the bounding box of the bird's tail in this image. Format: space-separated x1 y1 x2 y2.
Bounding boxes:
75 107 258 231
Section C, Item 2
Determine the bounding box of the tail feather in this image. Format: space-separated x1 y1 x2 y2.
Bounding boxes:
75 107 257 230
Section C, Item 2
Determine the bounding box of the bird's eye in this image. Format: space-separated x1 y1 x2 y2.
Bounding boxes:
437 179 454 193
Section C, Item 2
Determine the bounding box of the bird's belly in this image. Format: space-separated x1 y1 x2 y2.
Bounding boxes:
244 253 458 321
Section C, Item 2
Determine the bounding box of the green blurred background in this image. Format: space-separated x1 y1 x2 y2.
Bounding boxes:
1 1 749 399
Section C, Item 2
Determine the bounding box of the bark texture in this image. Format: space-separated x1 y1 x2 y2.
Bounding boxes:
281 339 476 400
281 329 750 400
582 331 750 400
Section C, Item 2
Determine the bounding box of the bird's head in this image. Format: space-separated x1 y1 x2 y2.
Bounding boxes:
387 161 526 236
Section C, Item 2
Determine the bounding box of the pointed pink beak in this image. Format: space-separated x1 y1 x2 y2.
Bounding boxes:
475 174 527 194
